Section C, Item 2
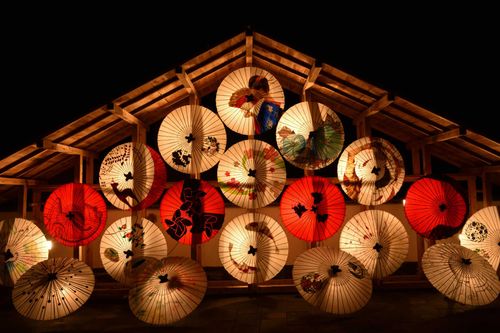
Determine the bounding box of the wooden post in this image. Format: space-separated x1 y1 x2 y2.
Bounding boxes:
467 176 477 215
481 172 492 207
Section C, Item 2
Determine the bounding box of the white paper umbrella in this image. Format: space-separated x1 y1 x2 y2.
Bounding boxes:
459 206 500 270
129 256 207 325
12 257 95 320
276 101 344 170
100 216 168 285
218 212 289 284
339 210 409 279
99 142 167 210
216 66 285 135
337 136 405 205
293 247 372 314
0 218 48 287
217 139 286 208
157 105 227 174
422 243 500 306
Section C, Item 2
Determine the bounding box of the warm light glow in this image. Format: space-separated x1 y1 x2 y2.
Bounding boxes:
46 240 53 251
402 199 406 206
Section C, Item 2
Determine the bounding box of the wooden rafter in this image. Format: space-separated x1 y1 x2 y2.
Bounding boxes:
176 66 199 104
353 93 394 123
107 103 148 129
245 27 253 66
37 139 98 158
0 176 43 186
406 127 466 148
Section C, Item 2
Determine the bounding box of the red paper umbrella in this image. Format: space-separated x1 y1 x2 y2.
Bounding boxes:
99 142 167 210
43 183 107 246
160 179 225 245
280 176 346 242
405 176 468 240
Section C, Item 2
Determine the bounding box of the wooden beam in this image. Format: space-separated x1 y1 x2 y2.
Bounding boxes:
0 176 42 186
245 27 253 66
38 139 98 158
461 164 500 174
302 61 322 99
353 93 394 123
175 66 199 104
108 103 148 128
406 127 466 148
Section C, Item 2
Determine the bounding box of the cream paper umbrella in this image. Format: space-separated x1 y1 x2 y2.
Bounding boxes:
99 142 167 210
216 66 285 135
459 206 500 270
0 218 49 287
337 136 405 206
339 210 409 279
100 216 168 285
129 256 207 325
276 101 344 170
12 257 95 320
217 139 286 209
422 243 500 306
157 105 227 174
218 212 289 284
293 247 372 314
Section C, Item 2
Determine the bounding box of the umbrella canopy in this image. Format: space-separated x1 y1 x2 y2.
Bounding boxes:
218 212 288 284
280 176 346 242
217 139 286 209
216 66 285 135
276 102 344 170
43 183 107 247
339 210 409 279
404 176 467 240
160 179 225 245
99 142 167 210
157 104 227 174
0 218 48 287
459 206 500 270
422 243 500 306
293 247 372 314
337 136 405 206
129 256 207 325
100 216 168 285
12 257 95 320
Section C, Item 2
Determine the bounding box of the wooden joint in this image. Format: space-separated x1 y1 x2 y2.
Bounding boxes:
175 66 198 100
353 93 394 123
107 103 148 130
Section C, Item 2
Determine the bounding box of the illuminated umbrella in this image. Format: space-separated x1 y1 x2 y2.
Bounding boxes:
0 218 48 287
337 136 405 206
129 256 207 325
217 139 286 209
293 247 372 314
404 176 467 240
43 183 107 247
459 206 500 270
280 176 345 242
422 243 500 305
276 102 344 170
339 210 409 279
216 66 285 135
100 216 168 285
99 142 167 210
218 212 288 284
157 104 227 174
160 179 225 245
12 257 95 320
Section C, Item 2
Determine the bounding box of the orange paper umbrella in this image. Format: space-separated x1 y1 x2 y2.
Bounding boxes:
0 218 48 286
422 243 500 305
293 247 372 314
218 212 288 284
217 139 286 209
459 206 500 270
339 210 409 279
99 142 167 210
43 183 107 247
337 137 405 205
12 257 95 320
216 66 285 135
129 256 207 325
100 216 168 285
280 176 346 242
160 179 225 245
157 105 227 174
404 176 467 240
276 102 344 170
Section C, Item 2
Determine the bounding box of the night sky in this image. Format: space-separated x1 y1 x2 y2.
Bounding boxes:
2 6 498 161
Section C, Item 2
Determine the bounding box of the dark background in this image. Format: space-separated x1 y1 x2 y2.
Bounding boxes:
2 5 498 160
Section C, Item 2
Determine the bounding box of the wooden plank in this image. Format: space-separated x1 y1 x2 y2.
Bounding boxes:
454 135 500 161
302 61 322 98
308 84 366 114
461 164 500 174
44 109 109 142
254 32 316 65
188 45 246 83
463 130 500 153
38 139 98 158
253 44 310 77
316 73 379 105
65 120 128 150
393 97 459 128
246 28 253 66
0 144 39 171
353 93 394 123
108 103 148 129
308 90 361 119
321 63 386 97
0 176 42 186
1 150 57 177
383 104 445 134
113 70 178 105
406 127 466 148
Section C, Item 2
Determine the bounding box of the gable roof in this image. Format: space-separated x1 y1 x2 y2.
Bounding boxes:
1 30 499 206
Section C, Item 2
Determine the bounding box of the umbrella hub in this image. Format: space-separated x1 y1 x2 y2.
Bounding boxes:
311 205 318 213
439 203 447 212
47 272 58 281
247 169 257 177
461 258 472 265
158 274 169 283
123 250 134 258
246 94 255 102
66 211 75 221
373 242 383 252
124 171 133 181
330 265 342 276
371 166 381 176
248 245 257 256
4 248 14 261
185 133 195 143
